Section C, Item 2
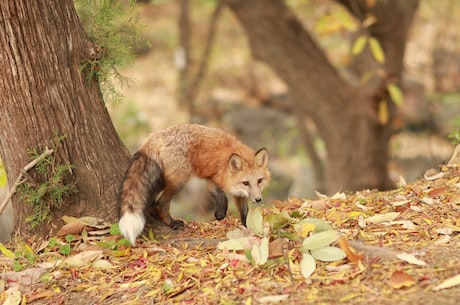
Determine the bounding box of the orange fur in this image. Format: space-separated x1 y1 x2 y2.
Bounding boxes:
118 124 271 245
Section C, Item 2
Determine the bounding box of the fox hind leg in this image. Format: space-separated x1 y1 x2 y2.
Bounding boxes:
154 189 185 229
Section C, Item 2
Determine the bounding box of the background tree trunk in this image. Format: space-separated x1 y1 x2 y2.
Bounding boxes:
0 0 131 237
227 0 418 193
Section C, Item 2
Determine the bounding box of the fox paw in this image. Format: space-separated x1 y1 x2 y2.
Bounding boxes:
171 219 185 230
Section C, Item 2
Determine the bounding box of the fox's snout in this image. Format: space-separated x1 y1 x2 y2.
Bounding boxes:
249 191 263 203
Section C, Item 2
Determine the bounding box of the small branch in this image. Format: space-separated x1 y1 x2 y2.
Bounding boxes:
0 148 54 215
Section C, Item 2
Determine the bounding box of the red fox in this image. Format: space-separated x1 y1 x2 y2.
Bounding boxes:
118 124 271 245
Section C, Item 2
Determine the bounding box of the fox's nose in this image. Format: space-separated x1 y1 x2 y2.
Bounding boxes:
255 198 262 203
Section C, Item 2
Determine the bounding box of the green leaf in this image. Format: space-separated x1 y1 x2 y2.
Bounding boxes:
334 7 357 31
310 246 347 262
246 208 263 236
301 218 334 233
388 84 404 106
40 272 53 283
66 235 75 243
351 36 367 56
0 242 15 258
110 223 121 235
59 244 71 255
300 253 316 279
369 37 385 63
300 230 340 251
265 213 289 230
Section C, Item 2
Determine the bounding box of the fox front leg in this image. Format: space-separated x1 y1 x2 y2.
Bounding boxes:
207 181 228 220
234 196 249 226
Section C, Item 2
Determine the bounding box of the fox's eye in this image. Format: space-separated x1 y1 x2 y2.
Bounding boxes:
242 181 250 186
257 178 263 184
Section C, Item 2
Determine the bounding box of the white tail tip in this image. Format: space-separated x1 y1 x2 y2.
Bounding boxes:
119 212 145 246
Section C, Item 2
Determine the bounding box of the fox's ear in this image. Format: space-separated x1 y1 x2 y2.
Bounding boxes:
229 154 243 171
254 148 268 168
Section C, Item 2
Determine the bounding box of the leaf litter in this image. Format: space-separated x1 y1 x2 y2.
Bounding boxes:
1 166 460 304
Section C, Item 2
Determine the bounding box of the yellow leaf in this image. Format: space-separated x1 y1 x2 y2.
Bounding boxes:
366 212 400 224
294 222 315 238
0 242 15 258
334 7 357 31
378 100 389 125
340 292 362 302
351 36 367 55
348 211 364 218
387 83 404 106
0 163 7 187
369 37 385 63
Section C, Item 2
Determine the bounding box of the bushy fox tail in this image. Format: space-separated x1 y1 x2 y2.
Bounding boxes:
118 151 164 245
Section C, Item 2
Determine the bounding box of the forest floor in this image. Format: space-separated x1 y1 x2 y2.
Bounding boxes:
2 162 460 304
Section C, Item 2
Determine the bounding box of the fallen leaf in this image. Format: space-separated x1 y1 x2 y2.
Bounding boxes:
337 236 362 263
433 274 460 291
294 221 315 238
428 186 448 198
300 230 340 251
25 289 54 303
58 221 86 236
92 259 114 268
339 292 363 302
268 238 285 258
3 286 21 305
0 242 15 258
218 237 255 251
366 212 400 224
300 253 316 279
387 270 416 289
64 250 103 267
247 208 264 236
424 169 444 181
397 252 427 266
435 228 453 235
265 213 289 230
251 237 269 265
310 246 346 262
258 294 289 303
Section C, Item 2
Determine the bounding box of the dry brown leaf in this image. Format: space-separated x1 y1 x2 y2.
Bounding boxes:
268 238 285 258
387 270 416 289
58 221 86 236
26 289 55 303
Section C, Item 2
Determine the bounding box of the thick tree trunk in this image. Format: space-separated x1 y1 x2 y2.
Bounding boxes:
0 0 131 237
227 0 418 193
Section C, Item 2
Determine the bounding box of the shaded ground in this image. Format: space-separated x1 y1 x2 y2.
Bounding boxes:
2 164 460 304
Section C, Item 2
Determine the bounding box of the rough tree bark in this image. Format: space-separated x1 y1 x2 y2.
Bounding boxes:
0 0 131 237
227 0 419 193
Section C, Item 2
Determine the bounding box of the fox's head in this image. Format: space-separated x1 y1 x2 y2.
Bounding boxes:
227 148 271 203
